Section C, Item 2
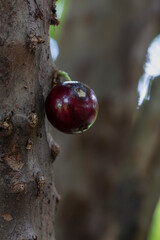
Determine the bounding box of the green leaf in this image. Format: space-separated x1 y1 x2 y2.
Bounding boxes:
50 0 70 41
148 199 160 240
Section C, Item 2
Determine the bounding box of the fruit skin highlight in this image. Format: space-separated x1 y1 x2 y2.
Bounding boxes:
45 81 98 134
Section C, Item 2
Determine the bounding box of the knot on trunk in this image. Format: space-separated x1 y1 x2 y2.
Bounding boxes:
3 148 24 171
11 112 38 129
51 143 60 162
26 139 33 150
9 172 26 193
28 34 45 53
0 167 26 193
28 112 38 128
36 172 46 196
50 1 60 26
0 120 13 137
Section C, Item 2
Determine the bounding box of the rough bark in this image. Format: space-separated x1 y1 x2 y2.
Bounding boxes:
54 1 160 240
0 1 59 239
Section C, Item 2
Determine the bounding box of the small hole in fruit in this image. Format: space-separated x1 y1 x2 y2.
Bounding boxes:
74 88 86 98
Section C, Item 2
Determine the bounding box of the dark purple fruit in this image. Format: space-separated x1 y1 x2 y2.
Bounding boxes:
45 81 98 134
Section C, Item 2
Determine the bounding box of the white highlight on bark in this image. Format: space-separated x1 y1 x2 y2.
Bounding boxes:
137 34 160 107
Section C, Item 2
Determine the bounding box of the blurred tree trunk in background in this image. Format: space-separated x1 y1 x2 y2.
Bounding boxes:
54 0 160 240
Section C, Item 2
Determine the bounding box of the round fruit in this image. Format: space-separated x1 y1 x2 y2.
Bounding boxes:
45 81 98 134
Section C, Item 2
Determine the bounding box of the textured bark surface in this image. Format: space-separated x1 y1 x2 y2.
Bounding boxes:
54 1 160 240
0 1 59 239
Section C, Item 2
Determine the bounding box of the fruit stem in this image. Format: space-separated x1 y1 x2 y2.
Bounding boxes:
58 70 72 82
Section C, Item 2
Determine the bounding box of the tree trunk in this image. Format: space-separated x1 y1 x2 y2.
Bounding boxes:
0 1 59 239
55 1 160 240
